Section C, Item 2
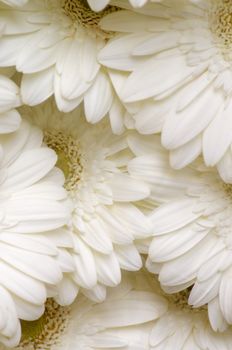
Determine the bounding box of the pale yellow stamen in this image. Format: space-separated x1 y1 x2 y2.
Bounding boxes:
18 300 70 350
165 288 206 313
209 0 232 48
222 182 232 199
44 131 83 191
62 0 119 38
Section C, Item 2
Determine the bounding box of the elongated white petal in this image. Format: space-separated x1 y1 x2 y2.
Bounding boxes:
95 252 121 287
217 149 232 183
189 274 221 307
162 87 223 149
21 67 54 106
55 276 79 306
115 244 142 271
203 100 232 166
87 0 109 11
0 75 20 113
122 55 194 102
219 270 232 324
149 223 208 262
169 135 202 169
84 290 165 328
2 148 57 191
109 173 150 201
72 236 97 289
0 110 21 133
159 235 219 286
0 260 47 305
150 198 200 235
84 70 113 123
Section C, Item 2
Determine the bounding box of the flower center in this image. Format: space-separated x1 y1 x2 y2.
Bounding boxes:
209 0 232 51
165 288 206 313
61 0 119 38
222 182 232 199
18 299 70 349
44 131 83 191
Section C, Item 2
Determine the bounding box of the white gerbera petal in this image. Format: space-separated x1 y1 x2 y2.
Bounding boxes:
0 271 161 350
0 75 21 134
87 0 111 11
99 0 232 179
21 68 54 106
130 132 232 331
21 99 152 302
0 118 72 347
2 270 232 350
0 0 28 6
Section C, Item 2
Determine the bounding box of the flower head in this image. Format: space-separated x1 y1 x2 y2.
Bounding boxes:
22 99 152 303
3 270 232 350
0 0 129 132
147 274 232 350
99 0 232 181
0 271 164 350
127 131 232 331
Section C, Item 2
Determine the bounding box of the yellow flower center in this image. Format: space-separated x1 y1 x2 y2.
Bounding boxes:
222 182 232 199
18 300 70 350
209 0 232 49
44 131 83 191
165 288 206 313
61 0 119 38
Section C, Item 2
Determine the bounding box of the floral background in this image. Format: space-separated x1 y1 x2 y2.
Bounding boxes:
0 0 231 349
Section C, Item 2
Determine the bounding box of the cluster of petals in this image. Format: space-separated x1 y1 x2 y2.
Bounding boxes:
23 99 153 304
0 0 132 133
0 0 165 134
5 270 232 350
0 0 113 123
126 132 232 332
99 0 232 182
0 117 72 347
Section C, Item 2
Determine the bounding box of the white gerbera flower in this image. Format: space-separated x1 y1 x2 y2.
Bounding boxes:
0 75 21 134
99 0 232 182
127 132 232 332
0 271 165 350
0 0 130 131
22 99 152 303
0 118 72 347
146 272 232 350
4 270 232 350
